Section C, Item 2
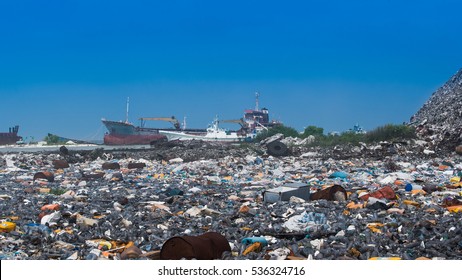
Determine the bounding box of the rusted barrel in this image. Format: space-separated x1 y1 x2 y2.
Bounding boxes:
33 171 55 182
102 162 120 170
52 160 69 169
128 162 146 169
160 232 231 260
310 185 347 201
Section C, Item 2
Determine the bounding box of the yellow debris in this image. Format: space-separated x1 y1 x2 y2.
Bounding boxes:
450 177 460 183
347 201 364 209
0 221 16 233
447 205 462 213
243 242 262 256
411 190 427 196
367 223 385 234
39 188 50 193
403 200 420 207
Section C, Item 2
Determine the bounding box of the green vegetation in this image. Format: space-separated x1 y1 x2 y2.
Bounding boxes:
43 134 65 145
49 188 67 196
365 124 416 143
255 125 299 142
255 123 416 147
301 125 324 138
308 132 363 147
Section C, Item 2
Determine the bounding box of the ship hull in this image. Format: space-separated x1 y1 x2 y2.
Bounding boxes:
159 130 251 143
0 134 22 145
102 119 207 145
0 126 22 145
103 133 166 145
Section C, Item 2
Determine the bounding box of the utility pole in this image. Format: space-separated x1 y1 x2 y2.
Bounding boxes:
255 92 260 111
126 97 130 123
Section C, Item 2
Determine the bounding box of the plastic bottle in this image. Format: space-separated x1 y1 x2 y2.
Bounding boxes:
405 183 423 191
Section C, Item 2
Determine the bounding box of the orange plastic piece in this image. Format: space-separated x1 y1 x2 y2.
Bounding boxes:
243 242 262 256
347 202 364 209
447 205 462 213
41 204 60 211
367 223 385 234
239 205 250 213
394 180 404 186
411 190 427 196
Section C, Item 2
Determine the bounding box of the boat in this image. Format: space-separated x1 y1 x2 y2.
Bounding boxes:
0 126 22 145
102 93 281 145
159 117 254 143
102 119 167 145
222 92 282 135
102 98 206 145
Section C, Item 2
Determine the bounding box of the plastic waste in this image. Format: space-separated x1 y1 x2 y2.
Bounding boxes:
243 242 262 256
405 183 423 191
0 221 16 232
283 212 329 232
329 171 348 179
24 223 52 238
241 237 268 246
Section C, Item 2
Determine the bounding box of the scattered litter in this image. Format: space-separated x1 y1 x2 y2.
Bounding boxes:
1 141 461 260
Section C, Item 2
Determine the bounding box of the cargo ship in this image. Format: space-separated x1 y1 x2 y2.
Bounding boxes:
159 93 282 142
0 126 22 145
102 118 208 145
102 98 207 145
102 94 281 145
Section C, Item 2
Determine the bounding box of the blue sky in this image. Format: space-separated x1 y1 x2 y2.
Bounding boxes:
0 0 461 142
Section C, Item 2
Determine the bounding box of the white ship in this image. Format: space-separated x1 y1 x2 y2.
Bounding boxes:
159 117 255 143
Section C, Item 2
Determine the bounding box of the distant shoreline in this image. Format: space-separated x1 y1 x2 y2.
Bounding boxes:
0 144 153 153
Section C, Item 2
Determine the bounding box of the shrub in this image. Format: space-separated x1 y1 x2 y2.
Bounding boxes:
301 126 324 138
309 132 365 147
44 134 63 145
365 124 416 142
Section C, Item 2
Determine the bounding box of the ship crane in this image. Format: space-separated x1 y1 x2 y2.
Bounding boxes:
222 118 246 127
222 118 253 134
139 117 181 130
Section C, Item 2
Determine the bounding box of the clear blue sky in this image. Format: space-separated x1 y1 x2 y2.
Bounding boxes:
1 0 461 142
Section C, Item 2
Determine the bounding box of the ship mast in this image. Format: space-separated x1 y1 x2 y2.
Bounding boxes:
125 97 130 124
255 92 260 111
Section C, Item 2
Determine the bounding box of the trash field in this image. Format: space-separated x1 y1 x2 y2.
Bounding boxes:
1 139 461 260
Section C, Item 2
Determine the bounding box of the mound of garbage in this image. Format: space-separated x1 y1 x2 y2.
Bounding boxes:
411 68 462 153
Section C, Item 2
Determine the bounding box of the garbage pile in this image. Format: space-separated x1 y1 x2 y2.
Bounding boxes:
411 68 462 153
1 142 461 260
